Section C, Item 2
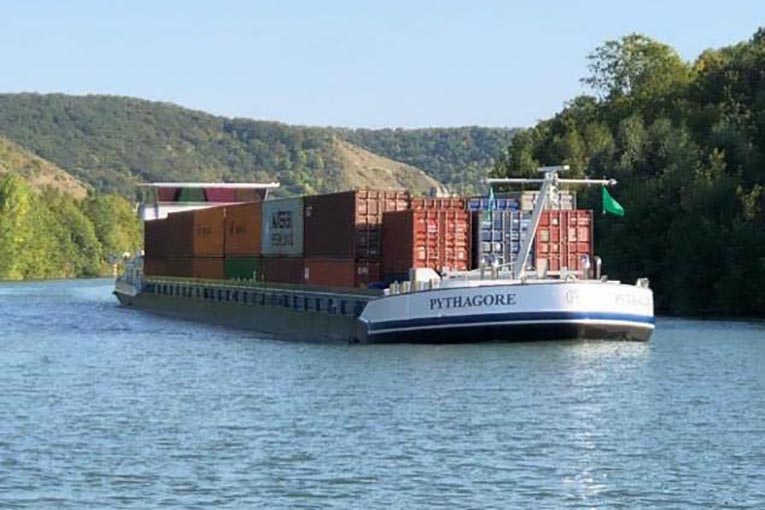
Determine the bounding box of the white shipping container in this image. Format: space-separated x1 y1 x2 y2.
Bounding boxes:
520 191 576 211
262 197 304 256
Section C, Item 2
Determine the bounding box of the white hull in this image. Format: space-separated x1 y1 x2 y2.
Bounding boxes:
357 280 654 343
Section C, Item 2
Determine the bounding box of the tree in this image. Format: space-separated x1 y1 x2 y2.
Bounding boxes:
582 34 691 114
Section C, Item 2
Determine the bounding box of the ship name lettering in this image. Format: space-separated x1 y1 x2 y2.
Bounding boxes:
429 293 517 310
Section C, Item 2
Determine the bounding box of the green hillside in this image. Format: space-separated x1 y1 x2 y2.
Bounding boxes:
341 126 517 194
495 30 765 317
0 136 89 198
0 94 514 197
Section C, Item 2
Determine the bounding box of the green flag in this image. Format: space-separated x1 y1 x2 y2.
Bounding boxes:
602 186 625 216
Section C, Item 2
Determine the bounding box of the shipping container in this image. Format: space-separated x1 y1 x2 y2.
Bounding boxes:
262 197 304 256
143 219 169 259
304 189 410 259
471 210 533 271
304 258 380 288
535 210 593 274
225 202 263 256
411 197 467 210
164 257 225 279
143 258 167 276
261 256 305 285
224 256 263 280
166 206 226 257
192 257 225 280
467 197 520 211
382 208 471 276
520 190 576 211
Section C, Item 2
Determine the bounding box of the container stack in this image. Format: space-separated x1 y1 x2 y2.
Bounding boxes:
165 207 226 279
535 210 593 274
302 190 410 287
140 186 594 287
223 202 263 280
260 197 305 284
143 218 169 276
381 198 471 279
471 210 533 272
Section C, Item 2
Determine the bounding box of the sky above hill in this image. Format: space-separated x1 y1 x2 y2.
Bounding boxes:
1 0 760 128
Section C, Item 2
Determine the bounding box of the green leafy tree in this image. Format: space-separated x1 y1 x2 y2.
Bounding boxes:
496 29 765 317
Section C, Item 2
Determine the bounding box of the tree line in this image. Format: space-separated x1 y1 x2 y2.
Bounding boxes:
494 30 765 316
0 174 141 280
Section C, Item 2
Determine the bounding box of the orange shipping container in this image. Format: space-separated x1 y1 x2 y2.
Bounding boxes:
225 202 263 256
304 189 411 259
382 208 471 276
261 257 305 284
535 210 593 273
166 206 226 257
304 259 380 288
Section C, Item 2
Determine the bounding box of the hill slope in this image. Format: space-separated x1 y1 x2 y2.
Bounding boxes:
0 94 514 196
332 139 445 193
340 126 517 194
0 136 88 198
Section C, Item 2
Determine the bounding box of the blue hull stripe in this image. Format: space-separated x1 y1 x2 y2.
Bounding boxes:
367 311 655 333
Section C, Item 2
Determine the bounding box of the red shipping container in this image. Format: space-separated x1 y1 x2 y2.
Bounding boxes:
192 257 225 280
382 208 471 275
304 259 380 288
225 202 263 256
304 189 411 259
144 219 169 259
535 210 593 273
411 197 467 210
166 206 226 257
143 258 167 276
262 256 305 284
165 257 193 278
163 257 224 279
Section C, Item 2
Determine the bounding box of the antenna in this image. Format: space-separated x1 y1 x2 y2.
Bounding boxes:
486 165 617 279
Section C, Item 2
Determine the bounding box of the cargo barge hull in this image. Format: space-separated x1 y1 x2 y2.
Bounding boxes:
115 277 654 343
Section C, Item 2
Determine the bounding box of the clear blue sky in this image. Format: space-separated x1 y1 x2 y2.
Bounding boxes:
0 1 760 128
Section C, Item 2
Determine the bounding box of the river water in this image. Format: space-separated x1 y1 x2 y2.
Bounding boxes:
1 279 764 509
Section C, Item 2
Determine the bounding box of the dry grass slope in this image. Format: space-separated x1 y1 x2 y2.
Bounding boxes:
0 137 89 199
333 139 447 195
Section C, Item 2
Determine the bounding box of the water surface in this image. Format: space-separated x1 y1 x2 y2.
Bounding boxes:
1 279 764 508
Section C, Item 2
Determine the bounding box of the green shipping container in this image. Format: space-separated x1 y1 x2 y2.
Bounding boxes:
224 256 263 281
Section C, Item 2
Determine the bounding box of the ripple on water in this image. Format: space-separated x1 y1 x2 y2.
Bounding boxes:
1 280 765 509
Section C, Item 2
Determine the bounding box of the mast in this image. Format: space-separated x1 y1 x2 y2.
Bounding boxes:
486 166 616 279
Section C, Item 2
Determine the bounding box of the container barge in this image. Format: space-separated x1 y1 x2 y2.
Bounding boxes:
115 167 655 343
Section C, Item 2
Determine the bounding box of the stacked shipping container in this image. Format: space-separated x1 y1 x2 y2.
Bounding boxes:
302 190 410 287
471 210 532 271
382 208 471 277
141 186 594 287
223 202 264 280
160 207 226 279
535 210 593 274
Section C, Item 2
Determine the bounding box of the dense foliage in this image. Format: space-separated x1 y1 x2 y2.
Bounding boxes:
495 31 765 316
340 127 517 194
0 174 141 280
0 94 514 197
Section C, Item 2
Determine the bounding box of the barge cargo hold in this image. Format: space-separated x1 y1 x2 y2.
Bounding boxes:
115 170 655 343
